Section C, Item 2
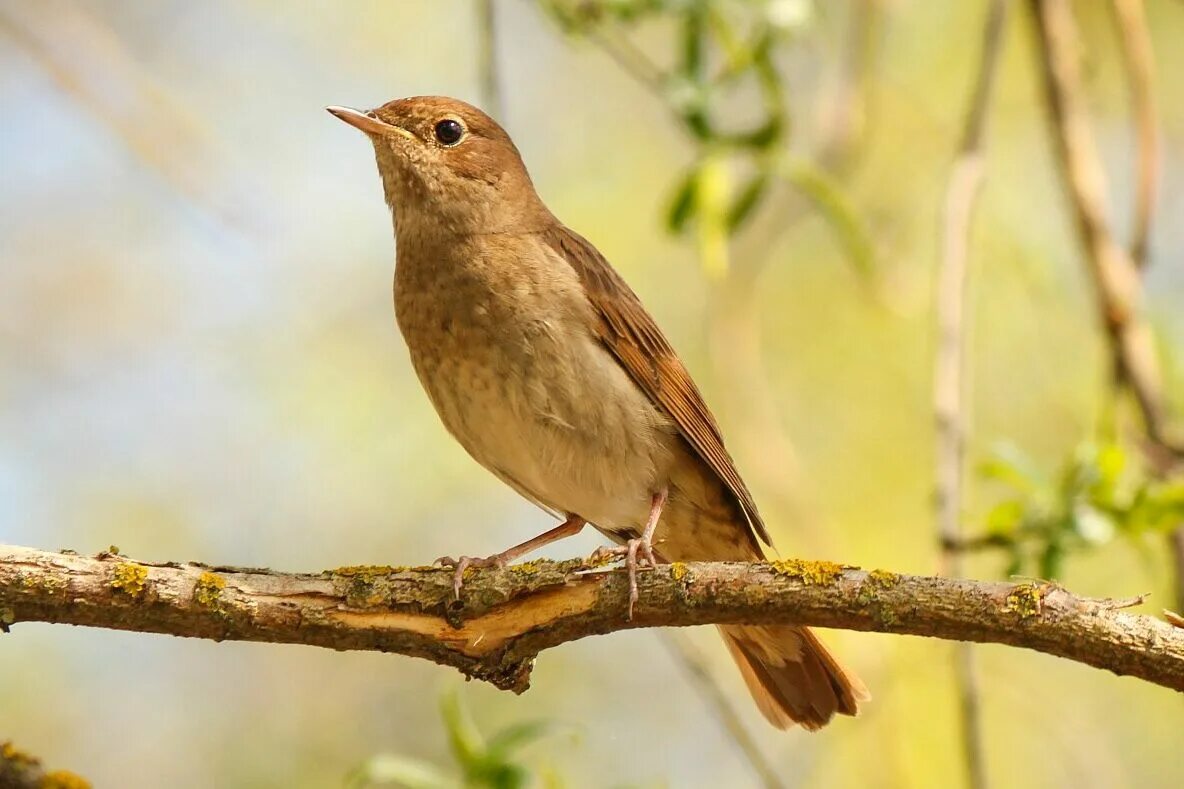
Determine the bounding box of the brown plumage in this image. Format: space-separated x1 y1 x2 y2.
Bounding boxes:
329 95 867 729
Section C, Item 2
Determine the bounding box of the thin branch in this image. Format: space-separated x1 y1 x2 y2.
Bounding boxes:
936 5 1009 787
1109 0 1160 269
1028 0 1174 450
0 0 271 239
1030 0 1184 612
936 2 1010 785
3 545 1184 695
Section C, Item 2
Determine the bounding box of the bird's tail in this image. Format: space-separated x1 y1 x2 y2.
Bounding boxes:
718 624 868 730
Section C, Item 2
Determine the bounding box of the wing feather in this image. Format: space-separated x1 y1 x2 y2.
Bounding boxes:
541 225 770 549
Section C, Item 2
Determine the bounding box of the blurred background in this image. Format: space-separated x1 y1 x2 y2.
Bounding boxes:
2 1 1183 787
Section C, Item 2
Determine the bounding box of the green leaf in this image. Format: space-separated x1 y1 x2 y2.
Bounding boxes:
665 167 700 234
774 155 874 278
440 690 486 771
725 173 769 232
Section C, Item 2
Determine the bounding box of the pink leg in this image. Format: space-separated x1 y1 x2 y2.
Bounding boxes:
436 515 586 599
589 488 668 619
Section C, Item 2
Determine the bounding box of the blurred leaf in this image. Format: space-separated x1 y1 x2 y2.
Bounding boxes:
694 153 732 277
440 690 486 771
665 167 701 234
979 443 1047 494
345 755 450 789
486 721 563 760
1072 503 1116 546
984 500 1024 536
775 155 874 278
725 173 769 232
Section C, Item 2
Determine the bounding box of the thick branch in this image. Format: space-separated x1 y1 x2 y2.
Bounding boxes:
2 545 1183 695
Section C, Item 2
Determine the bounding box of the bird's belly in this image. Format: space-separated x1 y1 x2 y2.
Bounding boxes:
409 321 676 530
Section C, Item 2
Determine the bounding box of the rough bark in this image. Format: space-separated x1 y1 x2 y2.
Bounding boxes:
1 545 1182 694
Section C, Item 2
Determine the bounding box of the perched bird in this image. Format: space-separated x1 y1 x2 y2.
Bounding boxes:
328 96 867 730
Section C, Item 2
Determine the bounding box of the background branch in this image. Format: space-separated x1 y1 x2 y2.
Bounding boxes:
935 3 1010 787
1030 0 1184 612
2 545 1183 696
1109 0 1160 269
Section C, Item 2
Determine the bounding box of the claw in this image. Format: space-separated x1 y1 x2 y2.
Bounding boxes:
435 554 501 600
585 535 658 620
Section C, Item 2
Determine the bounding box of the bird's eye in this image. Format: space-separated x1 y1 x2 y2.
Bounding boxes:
433 119 464 146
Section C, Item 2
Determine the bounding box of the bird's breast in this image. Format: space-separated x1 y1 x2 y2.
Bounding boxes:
392 234 677 529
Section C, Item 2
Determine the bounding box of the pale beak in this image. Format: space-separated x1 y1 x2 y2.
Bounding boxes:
326 106 412 139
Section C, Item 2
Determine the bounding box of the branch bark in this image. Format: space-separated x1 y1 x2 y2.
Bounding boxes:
2 545 1183 695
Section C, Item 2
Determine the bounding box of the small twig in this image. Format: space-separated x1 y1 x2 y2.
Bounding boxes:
1109 0 1160 269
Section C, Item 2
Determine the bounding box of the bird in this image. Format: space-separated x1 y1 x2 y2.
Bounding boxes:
327 96 867 730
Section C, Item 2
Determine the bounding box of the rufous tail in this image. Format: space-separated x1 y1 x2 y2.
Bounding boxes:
719 624 869 730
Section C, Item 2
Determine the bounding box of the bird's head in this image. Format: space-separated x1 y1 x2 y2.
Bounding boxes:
328 96 549 236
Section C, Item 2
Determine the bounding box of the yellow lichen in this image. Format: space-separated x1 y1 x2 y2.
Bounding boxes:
768 559 847 585
333 565 401 580
1 740 40 768
866 569 899 588
670 562 689 582
193 572 226 608
41 770 92 789
110 563 148 599
1004 582 1045 619
582 551 620 569
21 573 67 595
508 559 548 575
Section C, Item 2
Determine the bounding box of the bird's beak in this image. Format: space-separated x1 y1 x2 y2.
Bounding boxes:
326 106 413 140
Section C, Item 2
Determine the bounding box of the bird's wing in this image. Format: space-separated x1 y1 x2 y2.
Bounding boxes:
541 224 770 549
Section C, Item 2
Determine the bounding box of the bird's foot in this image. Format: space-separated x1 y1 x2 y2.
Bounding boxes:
588 535 658 620
433 554 505 600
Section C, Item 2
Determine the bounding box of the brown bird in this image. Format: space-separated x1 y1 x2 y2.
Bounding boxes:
328 96 867 730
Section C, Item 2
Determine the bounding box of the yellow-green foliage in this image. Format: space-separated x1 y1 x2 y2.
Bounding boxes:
193 572 226 608
669 562 689 582
769 558 846 585
1004 583 1045 619
110 563 148 599
41 770 92 789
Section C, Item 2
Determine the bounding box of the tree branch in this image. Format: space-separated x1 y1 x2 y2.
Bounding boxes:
2 545 1183 695
935 2 1009 785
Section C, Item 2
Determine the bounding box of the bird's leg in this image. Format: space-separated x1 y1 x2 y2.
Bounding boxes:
588 488 668 619
436 515 586 599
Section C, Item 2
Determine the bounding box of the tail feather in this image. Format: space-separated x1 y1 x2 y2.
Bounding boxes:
720 624 868 731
